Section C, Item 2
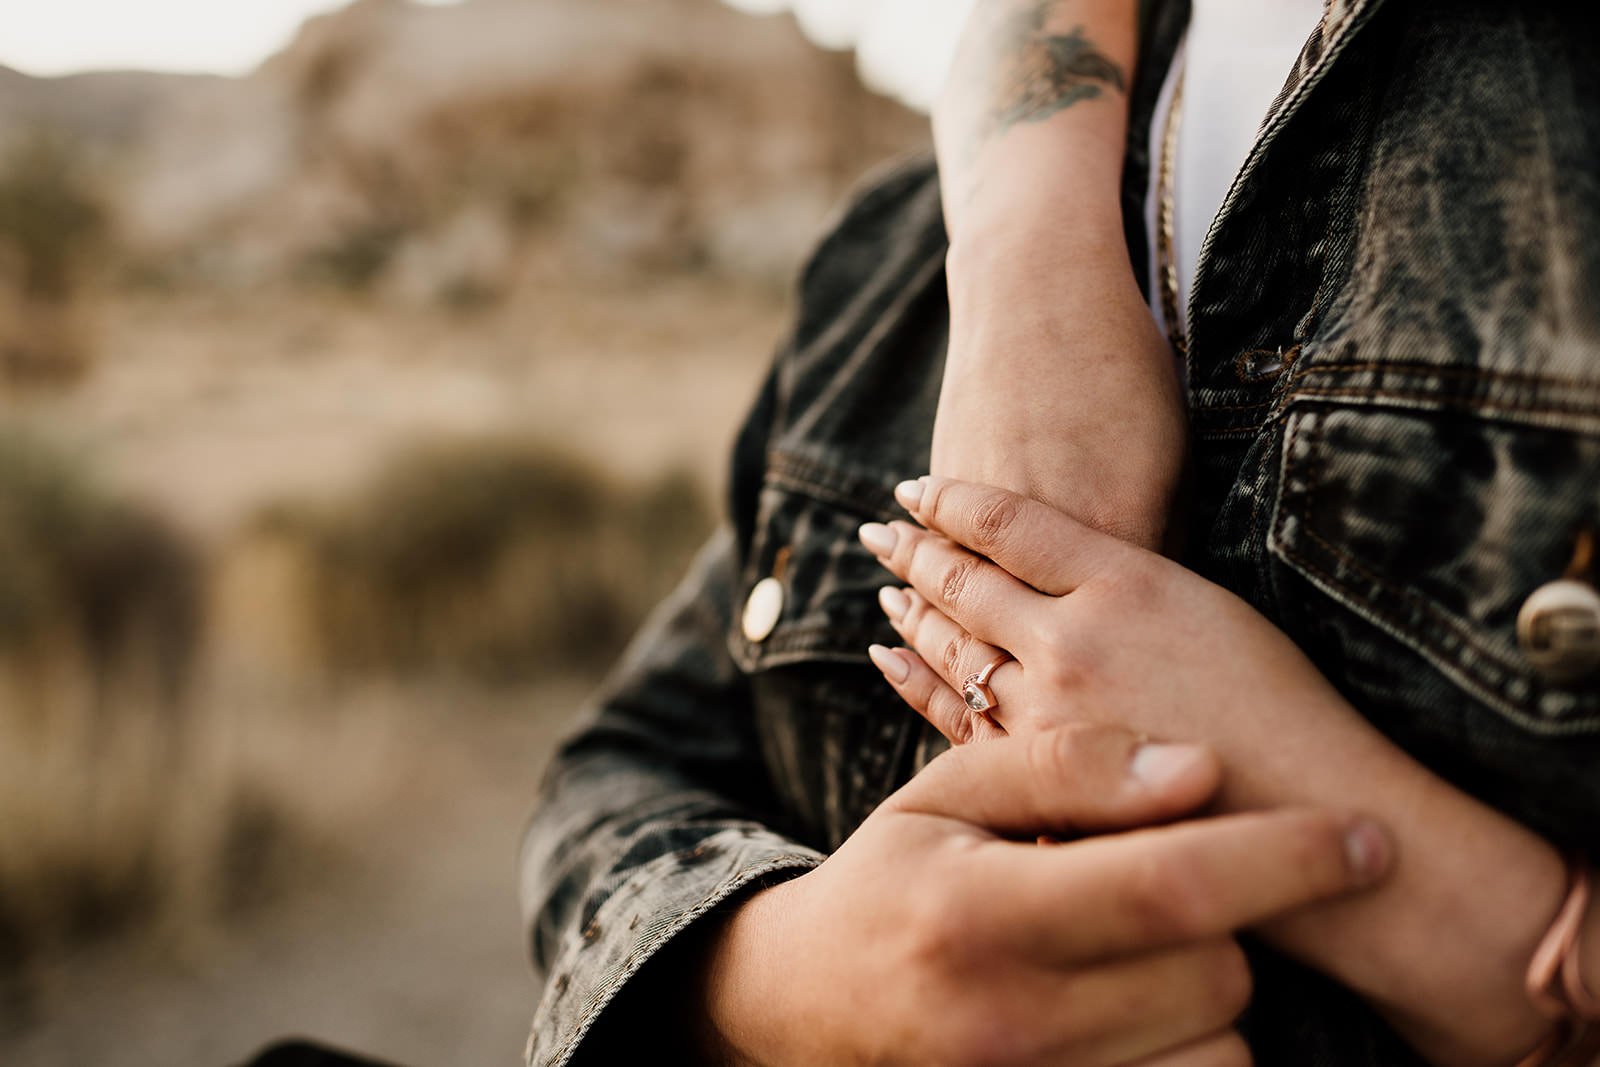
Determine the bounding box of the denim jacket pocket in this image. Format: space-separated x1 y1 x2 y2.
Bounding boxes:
1268 381 1600 737
728 449 918 848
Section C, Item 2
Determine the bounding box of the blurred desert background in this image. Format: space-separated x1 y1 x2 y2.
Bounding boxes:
0 0 931 1062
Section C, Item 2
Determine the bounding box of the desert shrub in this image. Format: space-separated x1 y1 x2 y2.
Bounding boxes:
300 221 408 294
0 428 196 676
261 437 712 684
0 430 200 697
0 133 108 386
0 132 107 303
0 430 215 969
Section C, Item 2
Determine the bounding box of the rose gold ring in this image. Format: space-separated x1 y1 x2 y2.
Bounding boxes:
961 653 1011 715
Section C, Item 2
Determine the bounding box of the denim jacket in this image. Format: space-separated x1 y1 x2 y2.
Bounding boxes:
520 0 1600 1062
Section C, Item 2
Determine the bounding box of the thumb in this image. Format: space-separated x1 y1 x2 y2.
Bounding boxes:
889 724 1221 837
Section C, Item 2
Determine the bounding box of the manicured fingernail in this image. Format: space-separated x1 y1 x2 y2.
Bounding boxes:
868 643 909 683
1343 818 1392 882
859 522 897 556
878 585 910 621
1130 742 1209 789
894 478 925 511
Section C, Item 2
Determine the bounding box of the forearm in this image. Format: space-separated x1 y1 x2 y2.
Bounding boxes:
1182 672 1567 1065
935 0 1139 259
521 533 822 1066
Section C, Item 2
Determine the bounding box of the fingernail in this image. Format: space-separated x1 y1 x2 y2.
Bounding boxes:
1130 742 1210 789
877 585 910 621
859 522 897 557
868 643 909 684
894 478 925 511
1343 818 1392 882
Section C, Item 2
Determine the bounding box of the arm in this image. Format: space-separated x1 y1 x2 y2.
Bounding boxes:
863 477 1581 1067
937 0 1135 259
520 529 824 1067
933 0 1187 552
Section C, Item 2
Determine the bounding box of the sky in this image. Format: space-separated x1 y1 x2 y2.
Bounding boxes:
0 0 972 110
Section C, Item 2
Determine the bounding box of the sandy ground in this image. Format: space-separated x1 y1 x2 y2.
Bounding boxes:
8 276 784 537
3 685 585 1067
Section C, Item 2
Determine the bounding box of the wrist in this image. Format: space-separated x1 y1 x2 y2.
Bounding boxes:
1203 688 1567 1065
943 248 1171 383
691 880 798 1067
946 206 1131 300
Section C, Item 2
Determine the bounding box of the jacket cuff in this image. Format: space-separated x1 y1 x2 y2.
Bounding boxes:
524 827 822 1067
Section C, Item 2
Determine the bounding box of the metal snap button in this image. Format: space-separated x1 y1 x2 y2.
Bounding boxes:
1516 579 1600 684
741 576 785 643
1234 344 1298 383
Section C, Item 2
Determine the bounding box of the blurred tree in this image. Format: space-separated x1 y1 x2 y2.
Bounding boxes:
0 131 109 385
0 131 107 303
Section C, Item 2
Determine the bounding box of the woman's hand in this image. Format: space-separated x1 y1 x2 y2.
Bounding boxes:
694 724 1389 1067
858 474 1319 751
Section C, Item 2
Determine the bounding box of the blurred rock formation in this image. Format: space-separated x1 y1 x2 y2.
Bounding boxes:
0 0 929 304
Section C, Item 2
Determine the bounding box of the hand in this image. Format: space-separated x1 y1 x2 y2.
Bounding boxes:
860 476 1575 1067
693 724 1392 1067
936 241 1188 553
859 475 1346 761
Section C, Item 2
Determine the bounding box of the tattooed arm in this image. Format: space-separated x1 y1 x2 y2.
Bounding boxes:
936 1 1133 231
930 1 1188 553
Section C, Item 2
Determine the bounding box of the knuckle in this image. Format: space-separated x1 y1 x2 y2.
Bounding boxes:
968 491 1021 553
938 689 977 745
1098 547 1164 604
940 555 980 608
1125 851 1216 941
1205 942 1254 1021
1035 622 1093 689
941 630 978 680
904 886 971 975
1031 726 1088 783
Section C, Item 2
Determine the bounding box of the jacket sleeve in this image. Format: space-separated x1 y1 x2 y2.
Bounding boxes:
518 520 824 1066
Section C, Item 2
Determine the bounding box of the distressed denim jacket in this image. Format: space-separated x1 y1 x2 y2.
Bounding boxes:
520 1 1600 1062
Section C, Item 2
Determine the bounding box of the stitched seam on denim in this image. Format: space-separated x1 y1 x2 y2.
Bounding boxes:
536 851 822 1067
1202 404 1299 439
1303 361 1600 393
1197 399 1277 413
1272 414 1596 731
1287 387 1600 423
765 451 900 520
743 625 875 667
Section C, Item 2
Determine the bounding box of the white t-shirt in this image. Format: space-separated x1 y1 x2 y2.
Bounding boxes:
1145 0 1327 342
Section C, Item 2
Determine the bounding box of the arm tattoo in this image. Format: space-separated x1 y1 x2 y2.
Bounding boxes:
981 5 1127 141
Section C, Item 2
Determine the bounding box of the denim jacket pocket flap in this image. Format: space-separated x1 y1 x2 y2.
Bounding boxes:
1269 398 1600 735
728 449 904 683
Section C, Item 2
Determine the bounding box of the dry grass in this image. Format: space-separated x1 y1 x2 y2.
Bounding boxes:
0 430 214 968
256 435 713 683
